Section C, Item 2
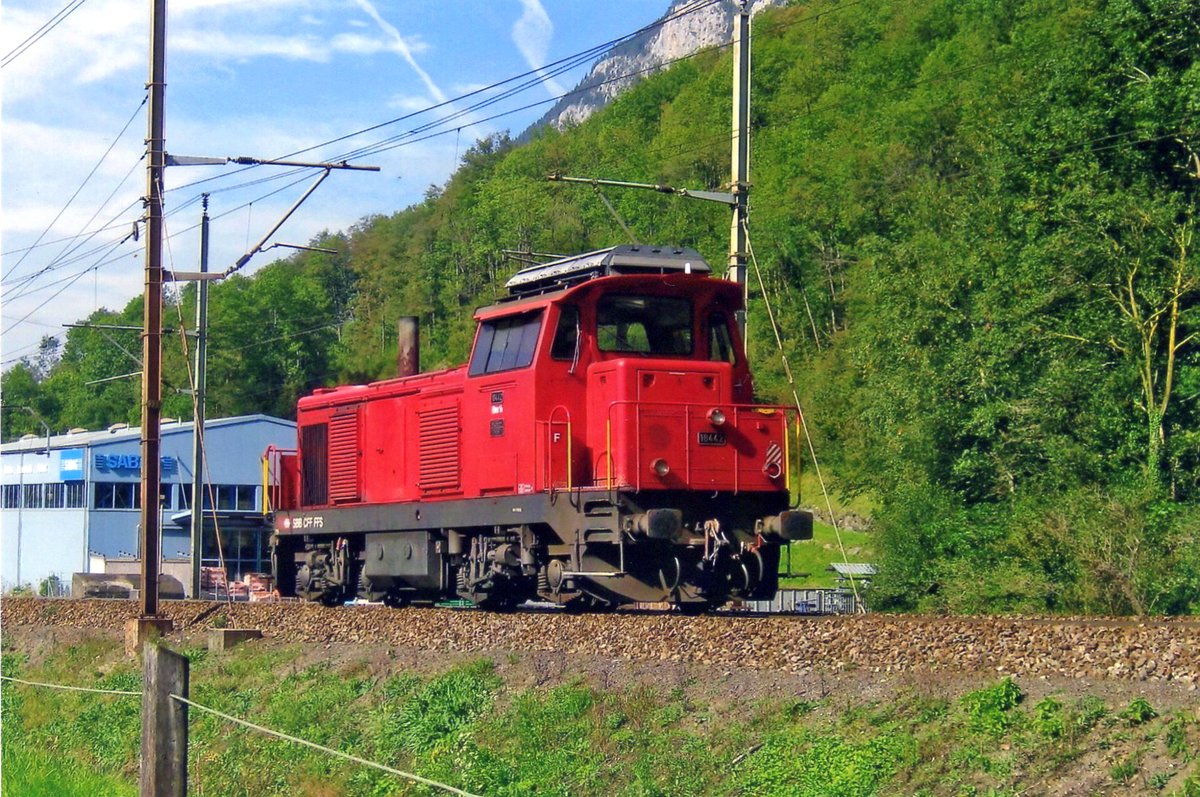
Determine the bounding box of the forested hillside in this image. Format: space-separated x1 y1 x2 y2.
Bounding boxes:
5 0 1197 615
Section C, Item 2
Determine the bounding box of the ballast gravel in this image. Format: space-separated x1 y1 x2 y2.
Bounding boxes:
3 597 1197 686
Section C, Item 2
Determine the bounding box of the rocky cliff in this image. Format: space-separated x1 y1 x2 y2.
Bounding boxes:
533 0 784 132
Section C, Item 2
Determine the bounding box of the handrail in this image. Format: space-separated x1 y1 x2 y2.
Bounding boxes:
543 406 573 492
261 451 271 514
262 446 298 515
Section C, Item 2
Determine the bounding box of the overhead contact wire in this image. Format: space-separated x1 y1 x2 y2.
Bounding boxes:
2 94 146 284
167 0 723 195
1 0 90 68
743 218 863 612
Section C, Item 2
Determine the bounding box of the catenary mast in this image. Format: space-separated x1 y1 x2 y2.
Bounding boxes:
139 0 167 618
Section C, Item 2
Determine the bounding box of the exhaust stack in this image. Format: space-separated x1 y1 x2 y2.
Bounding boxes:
397 316 420 377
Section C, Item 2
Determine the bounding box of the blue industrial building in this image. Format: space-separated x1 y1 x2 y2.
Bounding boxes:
0 415 295 595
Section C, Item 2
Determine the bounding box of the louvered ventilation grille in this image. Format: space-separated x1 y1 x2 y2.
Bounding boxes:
300 423 328 506
328 411 360 503
418 404 460 491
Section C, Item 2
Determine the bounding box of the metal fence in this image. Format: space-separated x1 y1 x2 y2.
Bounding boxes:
728 588 862 615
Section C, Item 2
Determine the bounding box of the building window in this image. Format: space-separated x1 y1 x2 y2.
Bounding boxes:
66 482 85 508
94 482 139 510
23 484 43 509
44 483 65 509
236 485 257 511
3 485 20 508
217 485 236 511
180 484 258 512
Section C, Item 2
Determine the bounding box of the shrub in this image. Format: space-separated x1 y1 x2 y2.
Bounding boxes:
1034 697 1064 740
1120 697 1158 726
961 678 1024 736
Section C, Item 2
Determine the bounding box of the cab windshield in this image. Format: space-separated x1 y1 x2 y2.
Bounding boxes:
596 294 692 356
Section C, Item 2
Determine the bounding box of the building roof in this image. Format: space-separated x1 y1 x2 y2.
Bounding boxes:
829 562 878 578
0 414 294 453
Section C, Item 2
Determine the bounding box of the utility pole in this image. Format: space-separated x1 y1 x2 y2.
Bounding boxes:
547 1 753 339
190 197 210 599
729 0 751 338
139 0 167 620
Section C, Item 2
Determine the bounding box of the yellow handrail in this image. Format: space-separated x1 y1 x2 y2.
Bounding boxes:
261 453 271 515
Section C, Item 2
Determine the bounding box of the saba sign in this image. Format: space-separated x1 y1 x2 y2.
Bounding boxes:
93 454 178 474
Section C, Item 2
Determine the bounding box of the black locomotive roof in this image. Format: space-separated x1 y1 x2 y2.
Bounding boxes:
503 244 711 298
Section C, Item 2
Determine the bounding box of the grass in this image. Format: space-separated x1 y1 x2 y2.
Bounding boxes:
796 471 878 521
778 518 877 589
2 635 1198 797
1 732 136 797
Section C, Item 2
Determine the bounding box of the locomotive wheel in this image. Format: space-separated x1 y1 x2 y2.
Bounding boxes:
357 570 386 603
743 549 764 592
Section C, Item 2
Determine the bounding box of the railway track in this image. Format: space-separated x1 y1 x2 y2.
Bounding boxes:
3 597 1198 686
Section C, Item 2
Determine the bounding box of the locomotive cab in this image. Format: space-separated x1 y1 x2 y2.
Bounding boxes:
268 245 813 612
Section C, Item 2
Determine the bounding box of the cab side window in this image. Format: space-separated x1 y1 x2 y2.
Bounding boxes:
550 305 580 361
708 311 737 364
469 311 544 376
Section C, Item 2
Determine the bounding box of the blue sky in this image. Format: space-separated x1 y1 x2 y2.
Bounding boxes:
1 0 670 368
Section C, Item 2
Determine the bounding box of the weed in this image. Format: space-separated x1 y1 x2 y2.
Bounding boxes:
603 710 627 730
1121 697 1159 725
1149 771 1171 790
2 650 30 676
1110 756 1138 784
1034 696 1065 739
181 646 209 664
388 660 500 754
1166 715 1191 759
786 697 821 718
916 696 950 724
961 678 1024 736
1072 695 1109 733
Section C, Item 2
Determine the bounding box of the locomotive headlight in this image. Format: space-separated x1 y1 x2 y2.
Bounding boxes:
707 408 727 427
652 458 671 477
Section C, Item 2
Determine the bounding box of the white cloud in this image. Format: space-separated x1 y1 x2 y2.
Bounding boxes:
330 31 428 58
1 119 145 239
352 0 446 104
173 30 333 62
512 0 565 97
386 94 438 113
451 82 492 96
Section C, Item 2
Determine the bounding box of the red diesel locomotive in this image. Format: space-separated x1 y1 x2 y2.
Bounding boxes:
266 245 813 611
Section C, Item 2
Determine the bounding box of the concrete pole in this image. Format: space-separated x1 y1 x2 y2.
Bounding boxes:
190 197 209 599
16 450 24 587
729 0 751 340
139 0 167 618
